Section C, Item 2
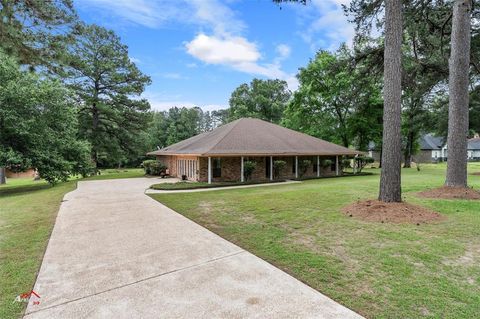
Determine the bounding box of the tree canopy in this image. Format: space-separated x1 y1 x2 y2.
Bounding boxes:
228 79 291 123
0 51 92 184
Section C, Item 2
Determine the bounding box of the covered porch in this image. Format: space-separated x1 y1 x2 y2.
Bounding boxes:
199 155 349 184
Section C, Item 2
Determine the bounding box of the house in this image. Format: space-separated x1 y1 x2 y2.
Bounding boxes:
147 118 362 183
467 134 480 161
415 134 446 162
368 134 447 163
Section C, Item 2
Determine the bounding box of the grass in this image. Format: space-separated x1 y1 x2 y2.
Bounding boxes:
150 163 480 319
0 168 144 319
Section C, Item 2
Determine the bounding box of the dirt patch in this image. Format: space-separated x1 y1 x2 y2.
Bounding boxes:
342 200 444 224
471 172 480 176
417 186 480 200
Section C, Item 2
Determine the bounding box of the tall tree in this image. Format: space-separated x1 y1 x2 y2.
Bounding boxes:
379 0 403 202
445 0 472 187
228 79 291 123
0 51 92 184
63 24 151 168
284 46 383 149
0 0 77 68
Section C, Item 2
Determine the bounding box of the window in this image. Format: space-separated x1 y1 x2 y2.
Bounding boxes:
292 158 296 174
213 158 221 178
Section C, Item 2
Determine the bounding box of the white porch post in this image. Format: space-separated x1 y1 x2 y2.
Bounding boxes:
208 157 212 184
270 156 273 180
295 156 298 179
335 155 339 176
353 154 358 174
240 156 244 182
317 155 320 177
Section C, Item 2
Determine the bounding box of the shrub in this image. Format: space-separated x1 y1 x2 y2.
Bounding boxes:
354 156 374 173
321 159 332 168
243 160 256 181
273 160 286 179
342 159 352 169
142 160 166 176
298 159 312 177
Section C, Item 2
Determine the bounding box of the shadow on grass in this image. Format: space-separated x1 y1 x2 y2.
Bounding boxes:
0 183 52 197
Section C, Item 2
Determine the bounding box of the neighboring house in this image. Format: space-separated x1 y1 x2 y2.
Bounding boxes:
467 135 480 161
5 168 36 178
148 118 361 183
368 134 447 163
415 134 446 163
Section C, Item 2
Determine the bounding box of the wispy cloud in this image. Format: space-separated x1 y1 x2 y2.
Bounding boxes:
292 0 354 52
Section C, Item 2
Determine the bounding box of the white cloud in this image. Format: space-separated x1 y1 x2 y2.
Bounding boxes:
186 34 260 65
143 91 227 111
82 0 298 91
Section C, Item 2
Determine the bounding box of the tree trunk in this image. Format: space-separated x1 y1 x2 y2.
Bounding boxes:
379 0 403 202
92 103 99 170
445 0 471 188
0 167 6 185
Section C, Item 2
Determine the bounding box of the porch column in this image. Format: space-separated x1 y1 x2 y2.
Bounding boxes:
208 157 212 184
317 155 320 177
295 156 298 179
270 156 273 180
240 156 244 182
335 155 339 176
353 154 358 174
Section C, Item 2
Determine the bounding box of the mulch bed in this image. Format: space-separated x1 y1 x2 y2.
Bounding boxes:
417 186 480 200
342 200 444 224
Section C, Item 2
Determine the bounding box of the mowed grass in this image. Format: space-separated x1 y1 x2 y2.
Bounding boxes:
150 163 480 318
0 168 144 319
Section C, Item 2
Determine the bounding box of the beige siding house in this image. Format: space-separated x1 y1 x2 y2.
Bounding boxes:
148 118 361 183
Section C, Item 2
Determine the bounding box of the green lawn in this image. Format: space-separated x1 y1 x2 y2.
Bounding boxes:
150 163 480 319
0 168 144 319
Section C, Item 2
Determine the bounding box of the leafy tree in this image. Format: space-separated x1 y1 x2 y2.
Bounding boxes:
228 78 291 123
284 46 383 149
446 0 472 188
0 0 77 68
62 24 151 168
0 51 92 184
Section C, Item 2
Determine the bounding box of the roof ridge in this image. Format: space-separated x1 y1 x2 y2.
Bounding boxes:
203 118 243 155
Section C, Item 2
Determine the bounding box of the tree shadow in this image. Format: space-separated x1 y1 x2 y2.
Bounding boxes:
0 183 52 197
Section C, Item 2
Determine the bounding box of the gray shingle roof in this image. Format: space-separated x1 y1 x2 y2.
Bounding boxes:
148 118 361 156
419 134 445 150
468 138 480 150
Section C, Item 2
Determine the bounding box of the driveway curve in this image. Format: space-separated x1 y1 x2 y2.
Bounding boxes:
24 178 362 319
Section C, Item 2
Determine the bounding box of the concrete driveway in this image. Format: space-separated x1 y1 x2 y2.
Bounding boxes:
24 178 362 319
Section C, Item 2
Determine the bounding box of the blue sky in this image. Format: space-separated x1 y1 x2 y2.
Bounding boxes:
75 0 354 111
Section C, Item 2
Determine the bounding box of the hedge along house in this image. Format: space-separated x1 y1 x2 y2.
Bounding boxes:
147 118 362 184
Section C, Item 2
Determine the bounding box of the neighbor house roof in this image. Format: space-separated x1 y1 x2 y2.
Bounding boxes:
468 138 480 150
419 134 445 150
147 118 362 157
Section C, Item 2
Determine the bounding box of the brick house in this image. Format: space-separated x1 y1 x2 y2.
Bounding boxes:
147 118 362 183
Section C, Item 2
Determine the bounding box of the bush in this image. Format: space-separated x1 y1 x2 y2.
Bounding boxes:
342 159 352 169
298 159 312 177
321 159 333 167
273 160 286 179
354 156 374 173
243 160 256 181
142 160 166 176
